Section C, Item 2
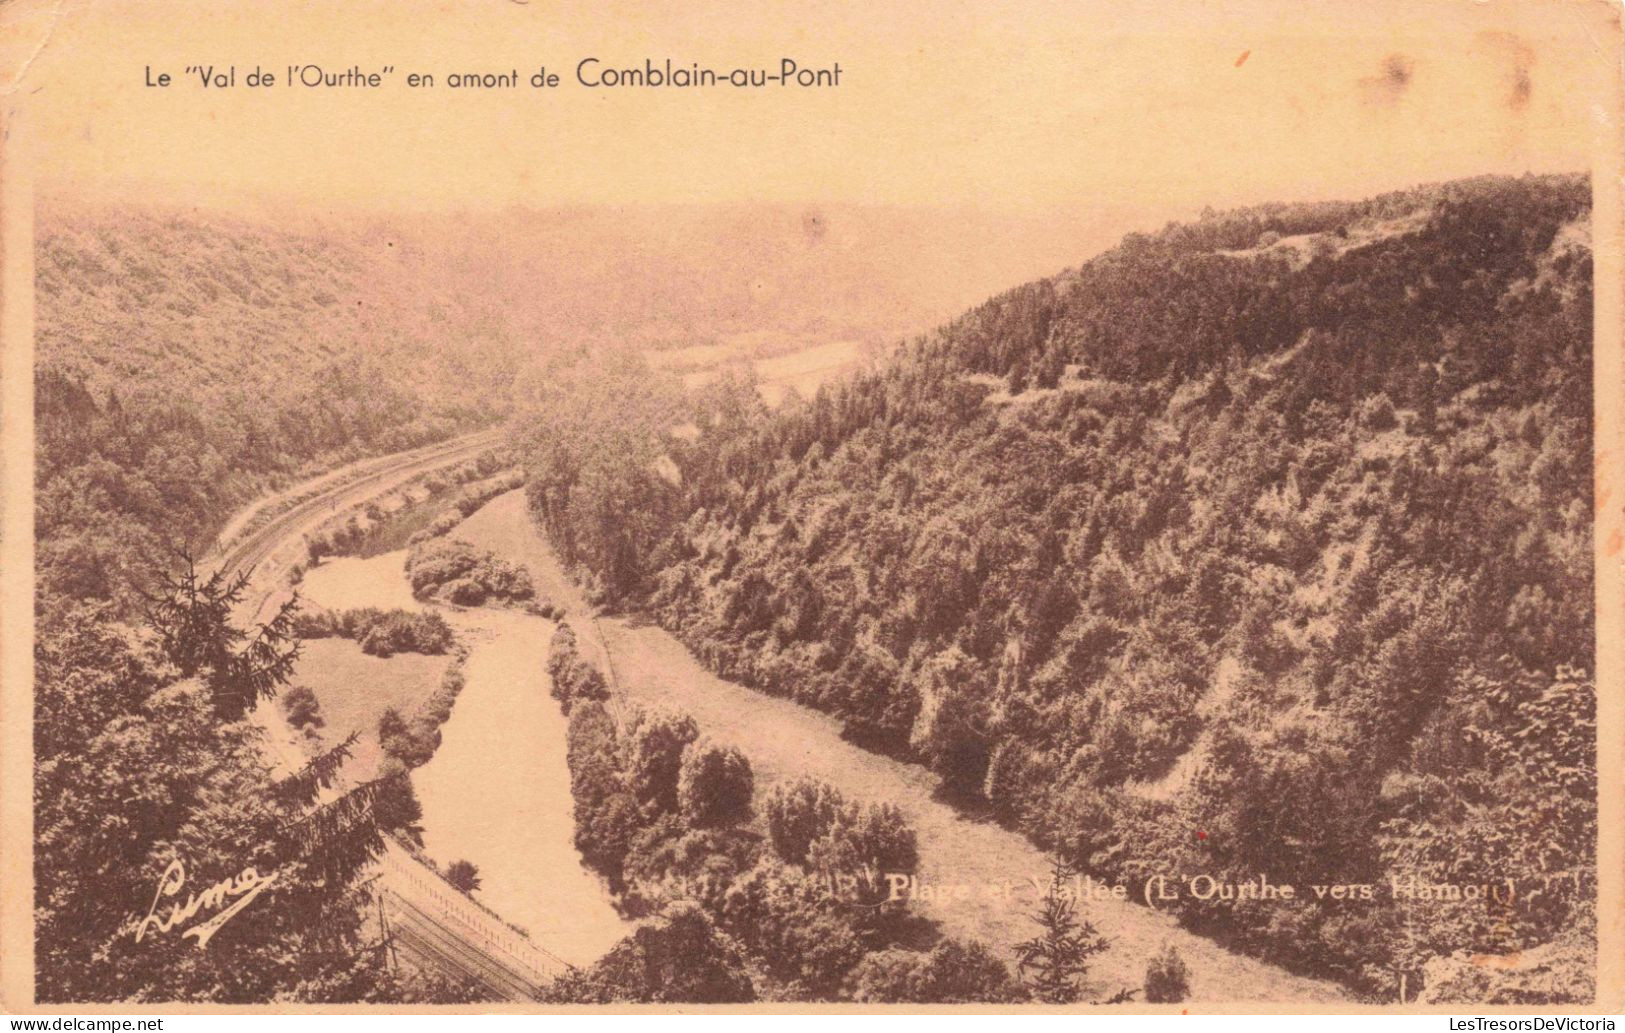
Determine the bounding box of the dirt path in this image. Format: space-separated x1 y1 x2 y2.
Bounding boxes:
453 490 1349 1004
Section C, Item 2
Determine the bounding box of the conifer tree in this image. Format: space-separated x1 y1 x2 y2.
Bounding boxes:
35 555 417 1001
141 556 300 721
1014 857 1109 1004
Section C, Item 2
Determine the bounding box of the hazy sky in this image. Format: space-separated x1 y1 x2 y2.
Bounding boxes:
6 0 1618 218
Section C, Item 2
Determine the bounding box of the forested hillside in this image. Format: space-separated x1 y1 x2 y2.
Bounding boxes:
519 174 1596 1000
35 200 522 612
35 199 1134 614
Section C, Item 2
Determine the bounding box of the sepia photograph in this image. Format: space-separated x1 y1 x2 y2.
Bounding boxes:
0 0 1621 1018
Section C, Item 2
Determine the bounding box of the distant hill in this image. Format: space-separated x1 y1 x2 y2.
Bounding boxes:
521 173 1597 1000
399 202 1149 354
35 199 519 411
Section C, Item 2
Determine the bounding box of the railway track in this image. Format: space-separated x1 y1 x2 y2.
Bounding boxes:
214 429 505 582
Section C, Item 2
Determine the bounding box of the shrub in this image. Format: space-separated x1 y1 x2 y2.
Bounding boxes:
579 789 641 888
359 610 454 656
586 901 755 1003
378 706 435 768
407 539 481 596
1357 392 1399 431
280 684 323 732
547 622 610 713
373 759 426 846
1144 944 1190 1003
377 648 469 769
406 538 535 606
625 710 700 816
763 778 851 865
717 860 869 998
619 825 763 916
407 469 528 548
851 941 1028 1003
306 537 331 565
678 742 754 828
294 607 454 656
806 801 920 901
444 859 482 895
547 622 579 682
565 699 638 883
441 577 487 607
292 609 340 638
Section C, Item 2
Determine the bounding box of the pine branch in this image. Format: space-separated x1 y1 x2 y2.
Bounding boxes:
272 731 360 808
280 775 396 849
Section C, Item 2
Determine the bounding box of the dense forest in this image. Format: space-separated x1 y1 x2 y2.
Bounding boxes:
519 174 1597 1001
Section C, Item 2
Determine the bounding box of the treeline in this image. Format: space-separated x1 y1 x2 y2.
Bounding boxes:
294 607 455 657
515 348 689 604
303 457 522 563
543 622 1027 1003
378 645 472 771
406 469 528 547
516 175 1596 1001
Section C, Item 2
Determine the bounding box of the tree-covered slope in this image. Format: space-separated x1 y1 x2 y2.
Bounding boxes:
523 174 1596 999
36 200 520 406
35 200 522 610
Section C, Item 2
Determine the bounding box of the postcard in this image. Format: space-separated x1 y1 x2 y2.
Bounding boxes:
1 0 1621 1015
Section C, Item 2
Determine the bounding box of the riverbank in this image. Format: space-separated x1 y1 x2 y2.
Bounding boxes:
301 549 631 967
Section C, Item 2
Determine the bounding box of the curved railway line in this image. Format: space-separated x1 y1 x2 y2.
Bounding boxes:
213 429 505 581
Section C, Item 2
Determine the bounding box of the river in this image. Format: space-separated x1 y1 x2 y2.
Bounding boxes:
300 550 631 968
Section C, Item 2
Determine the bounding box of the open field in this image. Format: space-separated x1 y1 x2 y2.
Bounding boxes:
289 636 452 781
653 337 870 407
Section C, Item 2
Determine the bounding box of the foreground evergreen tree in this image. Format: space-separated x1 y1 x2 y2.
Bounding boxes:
35 558 415 1002
140 557 300 721
1144 944 1191 1003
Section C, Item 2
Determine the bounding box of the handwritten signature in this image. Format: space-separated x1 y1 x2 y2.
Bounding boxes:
134 858 279 949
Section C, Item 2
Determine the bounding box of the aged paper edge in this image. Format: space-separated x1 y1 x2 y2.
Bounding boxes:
0 0 1620 1015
